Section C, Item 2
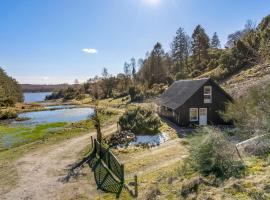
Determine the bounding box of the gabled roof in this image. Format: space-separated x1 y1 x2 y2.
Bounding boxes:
158 78 210 110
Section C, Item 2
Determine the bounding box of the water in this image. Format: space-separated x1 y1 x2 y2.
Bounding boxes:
24 92 52 103
130 133 169 146
13 107 94 125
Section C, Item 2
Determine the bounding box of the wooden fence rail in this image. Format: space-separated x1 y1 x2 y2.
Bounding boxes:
88 137 138 198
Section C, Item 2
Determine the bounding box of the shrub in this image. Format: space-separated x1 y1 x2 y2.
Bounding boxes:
118 107 161 135
145 185 161 200
0 108 18 120
128 86 144 102
181 176 207 197
145 83 167 98
189 69 201 78
189 127 244 179
222 83 270 140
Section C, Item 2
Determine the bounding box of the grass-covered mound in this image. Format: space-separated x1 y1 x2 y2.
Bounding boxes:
118 107 161 135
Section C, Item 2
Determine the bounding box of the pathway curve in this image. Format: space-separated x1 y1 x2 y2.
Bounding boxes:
1 125 117 200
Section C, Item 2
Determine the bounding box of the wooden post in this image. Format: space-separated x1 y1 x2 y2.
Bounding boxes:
120 164 125 183
134 175 138 197
91 136 93 149
235 145 243 162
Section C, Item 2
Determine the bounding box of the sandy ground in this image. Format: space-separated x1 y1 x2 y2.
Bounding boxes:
1 125 117 200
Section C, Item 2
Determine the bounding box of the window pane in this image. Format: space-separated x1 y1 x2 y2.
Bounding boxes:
204 86 212 95
190 108 198 121
204 86 212 103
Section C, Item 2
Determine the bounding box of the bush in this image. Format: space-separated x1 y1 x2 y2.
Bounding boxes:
118 107 161 135
189 127 244 179
0 108 18 120
189 69 201 78
128 86 144 102
223 83 270 140
145 83 167 98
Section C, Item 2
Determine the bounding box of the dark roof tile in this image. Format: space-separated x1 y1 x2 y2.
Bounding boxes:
158 78 210 109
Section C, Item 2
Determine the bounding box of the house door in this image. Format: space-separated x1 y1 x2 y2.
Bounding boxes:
199 108 207 125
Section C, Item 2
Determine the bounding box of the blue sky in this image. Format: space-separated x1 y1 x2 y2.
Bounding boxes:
0 0 269 84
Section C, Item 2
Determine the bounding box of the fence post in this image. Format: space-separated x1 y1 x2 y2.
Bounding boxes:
106 148 111 170
134 175 138 197
90 136 93 149
120 164 125 184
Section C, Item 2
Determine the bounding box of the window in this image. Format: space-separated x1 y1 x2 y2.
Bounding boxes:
189 108 198 121
204 86 212 103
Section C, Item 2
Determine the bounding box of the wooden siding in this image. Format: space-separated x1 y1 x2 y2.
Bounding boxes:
159 79 232 126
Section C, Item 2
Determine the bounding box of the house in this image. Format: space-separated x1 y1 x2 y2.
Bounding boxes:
158 78 233 126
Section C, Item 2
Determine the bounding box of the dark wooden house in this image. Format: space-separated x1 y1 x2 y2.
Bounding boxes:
158 78 233 126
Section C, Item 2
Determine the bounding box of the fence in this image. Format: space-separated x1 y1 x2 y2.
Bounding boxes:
87 137 137 198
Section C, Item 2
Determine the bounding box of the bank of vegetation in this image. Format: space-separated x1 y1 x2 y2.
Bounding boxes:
0 68 23 107
0 67 24 120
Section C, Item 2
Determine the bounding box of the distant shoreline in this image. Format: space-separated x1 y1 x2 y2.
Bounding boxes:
21 84 69 93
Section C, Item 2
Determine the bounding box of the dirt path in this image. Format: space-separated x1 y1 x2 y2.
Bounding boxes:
1 125 117 200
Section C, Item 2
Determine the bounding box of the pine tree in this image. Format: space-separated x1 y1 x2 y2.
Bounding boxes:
191 25 210 63
102 67 108 78
130 58 136 78
211 32 221 48
149 42 165 85
171 27 191 73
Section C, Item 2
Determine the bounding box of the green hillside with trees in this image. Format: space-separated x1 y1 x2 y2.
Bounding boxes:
46 14 270 102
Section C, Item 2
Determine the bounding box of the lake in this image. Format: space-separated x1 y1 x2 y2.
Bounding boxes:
13 106 94 125
24 92 52 103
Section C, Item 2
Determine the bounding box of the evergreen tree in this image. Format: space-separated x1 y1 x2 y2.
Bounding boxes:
171 27 191 73
149 42 165 85
123 62 131 76
130 58 136 78
191 25 210 62
102 67 108 78
211 32 221 48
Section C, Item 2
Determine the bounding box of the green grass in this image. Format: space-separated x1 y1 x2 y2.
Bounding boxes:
0 122 67 151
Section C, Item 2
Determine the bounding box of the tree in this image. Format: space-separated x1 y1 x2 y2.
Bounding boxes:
149 42 166 85
191 25 210 63
0 67 23 107
102 67 108 78
130 58 136 78
123 62 131 76
226 20 257 48
171 27 191 73
210 32 221 48
100 68 115 98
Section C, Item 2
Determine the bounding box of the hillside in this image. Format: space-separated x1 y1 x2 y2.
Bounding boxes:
197 62 270 99
221 63 270 98
21 84 69 92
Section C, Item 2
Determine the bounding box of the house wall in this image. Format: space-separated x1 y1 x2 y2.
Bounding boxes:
174 79 232 126
159 106 180 124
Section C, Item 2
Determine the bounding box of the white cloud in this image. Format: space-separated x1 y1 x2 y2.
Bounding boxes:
82 48 98 54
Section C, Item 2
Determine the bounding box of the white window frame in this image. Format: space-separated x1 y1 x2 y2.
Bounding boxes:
204 86 212 103
189 108 198 122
